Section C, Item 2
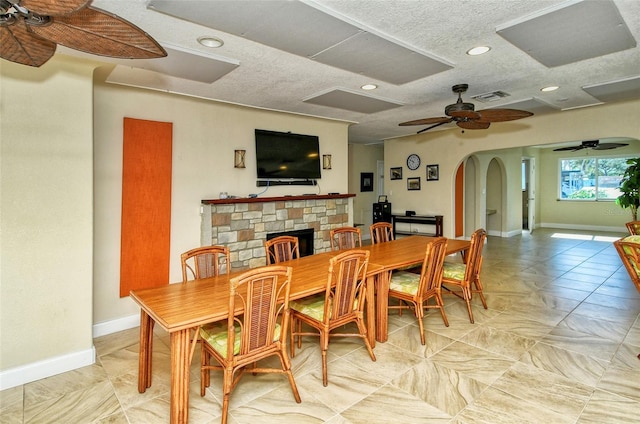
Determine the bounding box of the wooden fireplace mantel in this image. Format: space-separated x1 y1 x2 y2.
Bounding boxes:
202 193 355 205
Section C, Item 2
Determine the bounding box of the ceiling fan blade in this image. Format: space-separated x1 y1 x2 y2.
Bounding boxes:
399 117 451 126
553 145 584 152
476 109 533 123
457 120 490 130
448 110 480 120
0 19 56 66
21 0 90 16
28 7 167 59
416 120 453 134
592 143 629 150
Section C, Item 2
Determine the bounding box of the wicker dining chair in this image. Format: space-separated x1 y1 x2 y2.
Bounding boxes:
329 226 362 251
613 235 640 360
264 235 300 264
370 222 394 244
442 228 488 323
180 245 230 282
199 266 301 424
625 221 640 235
180 245 231 350
289 250 375 386
388 237 449 344
613 235 640 295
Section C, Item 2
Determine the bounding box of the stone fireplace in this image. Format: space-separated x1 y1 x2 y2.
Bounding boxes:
201 194 354 270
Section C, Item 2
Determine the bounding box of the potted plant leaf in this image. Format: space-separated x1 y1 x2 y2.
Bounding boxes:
617 158 640 221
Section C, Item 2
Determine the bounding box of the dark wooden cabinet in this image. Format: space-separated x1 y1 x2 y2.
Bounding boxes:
391 214 443 237
373 202 392 223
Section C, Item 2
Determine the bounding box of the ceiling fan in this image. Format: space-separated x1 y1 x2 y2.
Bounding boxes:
399 84 534 134
0 0 166 67
553 139 629 152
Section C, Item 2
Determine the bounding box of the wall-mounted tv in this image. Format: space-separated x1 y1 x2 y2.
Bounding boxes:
255 129 321 180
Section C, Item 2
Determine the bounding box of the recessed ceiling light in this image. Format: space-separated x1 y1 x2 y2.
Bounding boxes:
197 36 224 48
466 46 491 56
361 84 377 90
540 85 559 92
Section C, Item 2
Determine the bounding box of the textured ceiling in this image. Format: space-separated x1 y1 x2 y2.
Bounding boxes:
82 0 640 144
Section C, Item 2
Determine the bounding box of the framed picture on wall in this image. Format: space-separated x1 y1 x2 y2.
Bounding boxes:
390 167 402 180
407 177 421 190
361 172 374 192
426 164 439 181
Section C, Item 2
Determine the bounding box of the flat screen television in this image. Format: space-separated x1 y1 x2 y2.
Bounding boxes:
255 129 321 179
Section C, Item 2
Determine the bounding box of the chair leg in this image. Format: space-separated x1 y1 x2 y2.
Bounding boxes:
200 345 209 396
474 278 488 309
221 369 233 424
435 294 449 327
463 286 474 324
289 315 296 358
356 318 376 362
416 303 426 345
320 331 329 387
278 350 302 403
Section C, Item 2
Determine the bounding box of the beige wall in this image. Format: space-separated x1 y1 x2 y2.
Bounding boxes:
2 51 639 388
348 143 384 236
1 57 95 375
385 99 640 236
0 55 350 388
92 67 350 326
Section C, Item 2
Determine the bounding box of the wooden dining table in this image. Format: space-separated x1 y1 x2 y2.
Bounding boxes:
130 235 469 423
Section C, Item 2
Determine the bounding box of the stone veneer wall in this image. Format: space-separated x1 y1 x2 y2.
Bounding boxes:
201 197 351 270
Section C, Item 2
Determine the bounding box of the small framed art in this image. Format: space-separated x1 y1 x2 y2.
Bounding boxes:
426 164 439 181
361 172 374 192
407 177 421 191
390 167 402 180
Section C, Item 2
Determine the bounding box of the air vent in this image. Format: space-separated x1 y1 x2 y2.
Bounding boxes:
471 91 510 102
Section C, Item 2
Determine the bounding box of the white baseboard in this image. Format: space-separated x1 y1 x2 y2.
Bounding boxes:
540 223 626 233
92 313 140 338
0 314 141 391
0 347 95 391
504 229 523 237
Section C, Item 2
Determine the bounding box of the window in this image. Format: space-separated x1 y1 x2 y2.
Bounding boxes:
559 156 631 200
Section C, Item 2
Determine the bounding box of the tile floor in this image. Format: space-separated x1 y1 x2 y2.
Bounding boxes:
2 228 640 423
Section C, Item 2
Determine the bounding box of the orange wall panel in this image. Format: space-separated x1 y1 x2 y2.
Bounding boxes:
455 163 464 238
120 118 173 297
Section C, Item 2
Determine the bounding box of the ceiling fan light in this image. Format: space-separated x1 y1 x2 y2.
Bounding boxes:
467 46 491 56
540 85 559 92
197 36 224 48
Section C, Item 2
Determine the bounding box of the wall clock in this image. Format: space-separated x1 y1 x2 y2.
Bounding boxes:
406 153 421 170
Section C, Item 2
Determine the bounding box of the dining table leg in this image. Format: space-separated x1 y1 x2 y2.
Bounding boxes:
374 270 392 343
170 329 191 424
138 310 155 393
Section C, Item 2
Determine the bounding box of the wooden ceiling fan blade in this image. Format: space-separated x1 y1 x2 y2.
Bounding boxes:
29 7 167 59
476 109 533 123
457 120 490 130
592 143 629 150
448 110 480 120
21 0 90 17
0 20 55 66
553 145 584 152
399 117 451 126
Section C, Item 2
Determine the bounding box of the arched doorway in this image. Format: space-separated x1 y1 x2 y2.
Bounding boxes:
486 158 504 236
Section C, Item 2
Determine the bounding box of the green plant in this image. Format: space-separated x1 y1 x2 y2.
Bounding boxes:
616 158 640 221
